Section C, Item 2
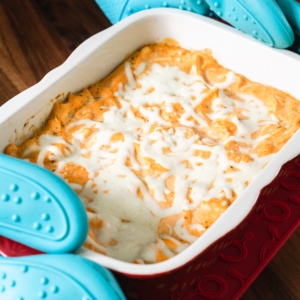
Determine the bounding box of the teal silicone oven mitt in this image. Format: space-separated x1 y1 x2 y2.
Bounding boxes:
0 154 88 254
205 0 294 48
95 0 295 48
96 0 211 24
276 0 300 36
0 254 125 300
0 154 126 299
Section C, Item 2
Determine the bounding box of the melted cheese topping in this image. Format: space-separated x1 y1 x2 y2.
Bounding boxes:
6 41 300 264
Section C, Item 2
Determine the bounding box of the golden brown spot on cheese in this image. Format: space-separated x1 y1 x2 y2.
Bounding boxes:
187 188 194 204
60 163 89 186
89 217 103 230
156 249 169 263
158 213 183 237
191 199 229 229
136 187 144 200
111 132 125 143
193 150 211 159
162 238 178 249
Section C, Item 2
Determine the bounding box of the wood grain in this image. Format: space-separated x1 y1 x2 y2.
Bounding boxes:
0 1 299 299
0 0 110 105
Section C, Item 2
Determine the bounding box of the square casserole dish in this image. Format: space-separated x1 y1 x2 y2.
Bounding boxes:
1 8 300 278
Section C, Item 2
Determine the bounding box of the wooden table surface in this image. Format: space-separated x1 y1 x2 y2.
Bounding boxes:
0 1 299 299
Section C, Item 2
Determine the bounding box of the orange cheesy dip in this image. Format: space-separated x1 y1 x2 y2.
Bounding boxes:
5 40 300 264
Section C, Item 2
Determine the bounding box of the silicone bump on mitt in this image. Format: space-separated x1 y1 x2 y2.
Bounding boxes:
0 154 88 254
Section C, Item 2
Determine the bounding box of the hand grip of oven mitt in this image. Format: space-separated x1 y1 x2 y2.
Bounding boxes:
0 254 126 300
205 0 295 48
276 0 300 36
96 0 211 24
0 154 88 254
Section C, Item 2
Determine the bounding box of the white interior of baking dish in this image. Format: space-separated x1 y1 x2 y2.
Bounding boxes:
1 9 300 276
